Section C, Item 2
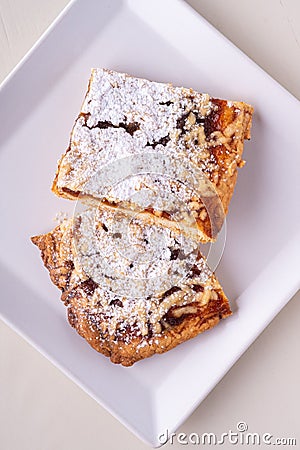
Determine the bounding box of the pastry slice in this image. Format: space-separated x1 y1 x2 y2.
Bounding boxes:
52 68 253 242
31 207 231 366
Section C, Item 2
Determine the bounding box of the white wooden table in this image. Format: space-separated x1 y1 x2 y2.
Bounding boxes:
0 1 299 449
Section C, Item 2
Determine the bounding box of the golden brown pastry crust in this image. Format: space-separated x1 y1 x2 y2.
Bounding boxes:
31 213 231 367
52 69 253 242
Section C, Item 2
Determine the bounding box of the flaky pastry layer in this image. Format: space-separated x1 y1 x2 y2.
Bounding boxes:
52 69 253 242
31 207 231 366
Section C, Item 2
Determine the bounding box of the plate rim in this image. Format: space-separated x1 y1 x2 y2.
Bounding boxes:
0 0 300 447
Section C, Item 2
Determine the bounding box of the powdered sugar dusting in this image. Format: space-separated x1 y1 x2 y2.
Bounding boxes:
56 68 218 205
62 207 216 340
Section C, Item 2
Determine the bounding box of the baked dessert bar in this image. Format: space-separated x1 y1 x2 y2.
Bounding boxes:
52 69 253 242
31 207 232 366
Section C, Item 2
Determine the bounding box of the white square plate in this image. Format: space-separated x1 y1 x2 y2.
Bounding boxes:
0 0 299 446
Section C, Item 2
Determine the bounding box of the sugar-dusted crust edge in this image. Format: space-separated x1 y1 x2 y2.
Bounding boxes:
31 222 232 367
217 101 253 219
69 293 231 366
